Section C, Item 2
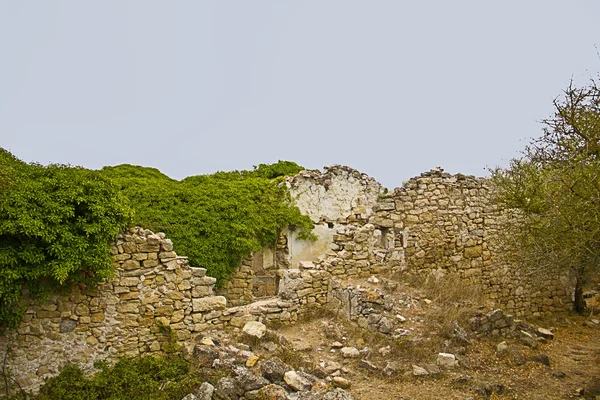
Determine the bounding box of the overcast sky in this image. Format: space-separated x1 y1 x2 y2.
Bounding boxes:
1 1 599 189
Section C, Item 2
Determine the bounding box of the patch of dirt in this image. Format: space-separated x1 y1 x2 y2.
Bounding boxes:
271 279 600 400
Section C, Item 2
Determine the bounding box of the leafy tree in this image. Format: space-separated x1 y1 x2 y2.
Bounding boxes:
492 79 600 313
0 150 132 329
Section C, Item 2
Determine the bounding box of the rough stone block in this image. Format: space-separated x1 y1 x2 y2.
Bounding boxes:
192 296 227 313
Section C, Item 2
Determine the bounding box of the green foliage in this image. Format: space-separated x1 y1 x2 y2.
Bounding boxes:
32 355 200 400
0 152 310 329
101 161 313 284
253 160 304 179
491 78 600 312
0 151 132 329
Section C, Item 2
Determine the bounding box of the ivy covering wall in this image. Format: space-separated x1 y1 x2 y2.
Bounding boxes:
0 148 312 329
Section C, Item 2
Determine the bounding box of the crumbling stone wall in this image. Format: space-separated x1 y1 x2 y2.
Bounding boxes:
1 228 334 394
363 168 573 317
287 165 384 225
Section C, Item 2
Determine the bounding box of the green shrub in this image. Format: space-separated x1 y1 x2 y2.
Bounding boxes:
0 149 132 329
33 355 200 400
101 160 313 284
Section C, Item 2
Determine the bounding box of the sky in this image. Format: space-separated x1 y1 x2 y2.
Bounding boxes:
1 1 599 190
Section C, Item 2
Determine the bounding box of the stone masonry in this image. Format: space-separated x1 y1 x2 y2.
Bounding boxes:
0 166 577 393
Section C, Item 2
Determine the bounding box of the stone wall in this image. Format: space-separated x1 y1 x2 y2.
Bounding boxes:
0 228 334 393
218 166 574 316
363 168 573 317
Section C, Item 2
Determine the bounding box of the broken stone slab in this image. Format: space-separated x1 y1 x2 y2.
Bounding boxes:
298 260 316 269
284 371 314 391
192 296 226 313
536 327 554 339
436 353 458 368
243 321 267 339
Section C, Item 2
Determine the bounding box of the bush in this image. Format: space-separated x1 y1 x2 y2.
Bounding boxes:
101 161 313 283
0 149 132 329
32 355 199 400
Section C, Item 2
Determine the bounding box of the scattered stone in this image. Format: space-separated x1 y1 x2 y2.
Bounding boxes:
261 358 290 383
255 384 288 400
382 361 399 376
358 359 378 371
215 377 243 400
423 299 432 305
378 346 391 356
263 341 278 353
340 347 360 358
378 317 394 334
522 336 539 348
436 353 458 368
332 376 351 389
195 382 215 400
367 276 379 283
395 314 407 323
529 352 550 367
412 365 429 376
496 341 508 354
246 355 260 367
243 321 267 339
194 345 219 367
322 388 357 400
233 366 270 392
200 338 215 346
284 371 314 392
331 341 344 349
180 394 197 400
536 327 554 339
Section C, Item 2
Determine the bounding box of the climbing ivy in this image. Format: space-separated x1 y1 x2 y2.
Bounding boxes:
0 148 132 329
0 150 311 330
101 160 313 283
